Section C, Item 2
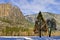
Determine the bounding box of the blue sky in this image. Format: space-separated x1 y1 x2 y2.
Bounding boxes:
0 0 60 15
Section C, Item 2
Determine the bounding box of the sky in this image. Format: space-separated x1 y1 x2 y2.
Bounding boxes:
0 0 60 15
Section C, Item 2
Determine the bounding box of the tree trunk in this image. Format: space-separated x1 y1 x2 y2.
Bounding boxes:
49 28 52 37
39 29 41 37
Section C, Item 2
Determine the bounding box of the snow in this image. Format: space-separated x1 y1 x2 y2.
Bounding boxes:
0 36 60 40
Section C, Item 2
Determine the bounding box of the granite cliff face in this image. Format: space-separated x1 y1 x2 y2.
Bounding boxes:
0 3 34 36
0 3 32 29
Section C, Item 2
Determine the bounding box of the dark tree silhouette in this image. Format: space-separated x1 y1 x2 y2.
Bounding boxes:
47 18 56 37
34 11 48 37
34 11 57 37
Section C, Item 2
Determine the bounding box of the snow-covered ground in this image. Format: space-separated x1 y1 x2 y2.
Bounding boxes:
0 36 60 40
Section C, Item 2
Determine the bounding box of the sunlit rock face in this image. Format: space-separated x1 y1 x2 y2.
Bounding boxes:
0 3 32 28
0 3 34 36
0 3 23 24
